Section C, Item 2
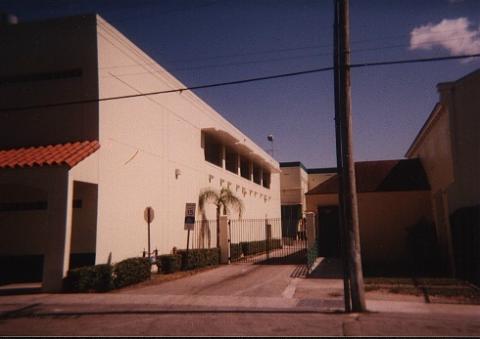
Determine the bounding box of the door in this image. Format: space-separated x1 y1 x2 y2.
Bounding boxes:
317 206 341 257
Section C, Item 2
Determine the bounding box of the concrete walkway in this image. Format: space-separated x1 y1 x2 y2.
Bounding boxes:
1 260 479 336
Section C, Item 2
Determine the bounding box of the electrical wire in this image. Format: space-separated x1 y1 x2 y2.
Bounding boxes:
2 53 480 113
98 25 476 70
98 33 479 76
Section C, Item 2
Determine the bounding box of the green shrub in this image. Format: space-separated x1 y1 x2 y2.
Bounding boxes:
268 239 282 250
113 257 150 288
238 239 282 257
240 240 266 256
230 243 242 261
157 254 182 273
177 248 220 270
64 264 113 293
307 243 319 269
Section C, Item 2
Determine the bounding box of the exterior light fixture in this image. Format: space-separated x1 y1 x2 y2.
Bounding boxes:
175 168 181 179
267 134 274 157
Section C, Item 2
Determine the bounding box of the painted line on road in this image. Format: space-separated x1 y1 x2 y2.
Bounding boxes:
282 278 300 299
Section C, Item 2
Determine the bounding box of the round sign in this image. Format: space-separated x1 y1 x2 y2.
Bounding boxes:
144 206 155 223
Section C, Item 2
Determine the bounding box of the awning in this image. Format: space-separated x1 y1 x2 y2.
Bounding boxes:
202 128 280 173
0 141 100 169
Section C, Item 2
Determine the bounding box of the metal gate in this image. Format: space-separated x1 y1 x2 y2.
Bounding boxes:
228 218 307 265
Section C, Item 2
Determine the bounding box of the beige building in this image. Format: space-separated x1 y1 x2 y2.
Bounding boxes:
0 14 281 291
279 162 335 236
406 69 480 282
305 159 433 274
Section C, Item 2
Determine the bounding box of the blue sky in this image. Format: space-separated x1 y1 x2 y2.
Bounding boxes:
1 0 480 168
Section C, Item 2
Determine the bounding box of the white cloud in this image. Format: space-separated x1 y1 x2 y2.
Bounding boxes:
409 17 480 57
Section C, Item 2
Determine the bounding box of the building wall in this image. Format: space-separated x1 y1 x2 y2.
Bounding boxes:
439 72 480 213
306 190 433 268
93 16 280 263
0 180 49 255
307 172 336 191
280 166 308 210
0 15 99 149
407 106 454 194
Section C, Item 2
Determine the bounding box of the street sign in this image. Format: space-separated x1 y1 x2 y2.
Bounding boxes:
144 206 155 223
184 203 196 230
143 206 155 265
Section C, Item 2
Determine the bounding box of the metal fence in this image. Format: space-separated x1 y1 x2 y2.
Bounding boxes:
229 217 307 265
188 219 217 250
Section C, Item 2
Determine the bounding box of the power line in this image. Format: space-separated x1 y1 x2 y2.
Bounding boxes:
98 26 474 70
2 53 480 113
99 33 479 75
1 66 333 112
350 53 480 69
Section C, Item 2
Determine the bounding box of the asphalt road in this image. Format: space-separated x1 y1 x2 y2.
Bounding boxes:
1 260 479 336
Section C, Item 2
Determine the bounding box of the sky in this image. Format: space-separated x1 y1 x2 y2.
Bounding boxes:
1 0 480 168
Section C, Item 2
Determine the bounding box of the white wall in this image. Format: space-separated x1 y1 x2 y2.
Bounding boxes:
94 16 280 262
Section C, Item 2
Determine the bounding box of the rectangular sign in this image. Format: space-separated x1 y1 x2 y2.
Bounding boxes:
184 203 196 230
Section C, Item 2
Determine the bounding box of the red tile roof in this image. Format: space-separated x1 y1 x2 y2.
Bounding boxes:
306 159 430 195
0 141 100 169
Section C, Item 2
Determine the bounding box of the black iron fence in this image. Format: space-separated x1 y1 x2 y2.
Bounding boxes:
229 218 307 265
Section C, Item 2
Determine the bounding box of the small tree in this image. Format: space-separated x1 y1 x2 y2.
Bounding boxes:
198 188 244 247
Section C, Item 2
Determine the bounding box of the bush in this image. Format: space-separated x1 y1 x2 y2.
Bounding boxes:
157 254 182 273
114 257 151 288
241 241 265 256
239 239 282 257
177 248 220 270
268 239 282 250
230 243 242 261
64 264 113 293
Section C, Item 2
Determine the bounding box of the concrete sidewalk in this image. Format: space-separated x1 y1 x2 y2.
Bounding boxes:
1 260 479 335
0 299 479 336
1 286 480 335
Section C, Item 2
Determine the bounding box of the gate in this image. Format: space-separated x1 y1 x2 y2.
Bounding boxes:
228 218 308 265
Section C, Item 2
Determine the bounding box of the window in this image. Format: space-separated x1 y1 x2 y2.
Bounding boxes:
253 163 261 184
225 147 238 174
204 133 222 167
240 156 250 180
262 170 271 189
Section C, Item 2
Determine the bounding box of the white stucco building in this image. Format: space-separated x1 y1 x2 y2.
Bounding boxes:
0 14 281 291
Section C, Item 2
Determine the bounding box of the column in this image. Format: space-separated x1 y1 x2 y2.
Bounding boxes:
305 212 316 250
42 170 73 292
218 216 230 264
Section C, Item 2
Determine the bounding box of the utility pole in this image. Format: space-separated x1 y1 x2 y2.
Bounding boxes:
333 0 351 313
335 0 366 312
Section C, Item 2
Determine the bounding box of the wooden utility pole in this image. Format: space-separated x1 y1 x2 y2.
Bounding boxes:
333 0 351 313
335 0 366 312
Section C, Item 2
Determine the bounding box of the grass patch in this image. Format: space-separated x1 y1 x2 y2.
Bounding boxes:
364 276 480 302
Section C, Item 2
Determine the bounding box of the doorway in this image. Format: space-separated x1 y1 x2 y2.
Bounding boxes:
317 206 341 258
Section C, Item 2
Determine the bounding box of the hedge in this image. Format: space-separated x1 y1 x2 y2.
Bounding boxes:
157 254 182 273
240 239 282 256
64 264 113 293
177 248 220 270
230 243 242 261
113 257 151 288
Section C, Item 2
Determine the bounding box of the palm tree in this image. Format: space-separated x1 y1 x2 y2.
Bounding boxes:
198 187 244 247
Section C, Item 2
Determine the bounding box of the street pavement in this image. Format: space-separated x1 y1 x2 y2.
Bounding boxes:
1 259 479 336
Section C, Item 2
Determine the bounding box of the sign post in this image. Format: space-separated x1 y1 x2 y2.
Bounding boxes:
184 203 196 257
144 206 155 264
